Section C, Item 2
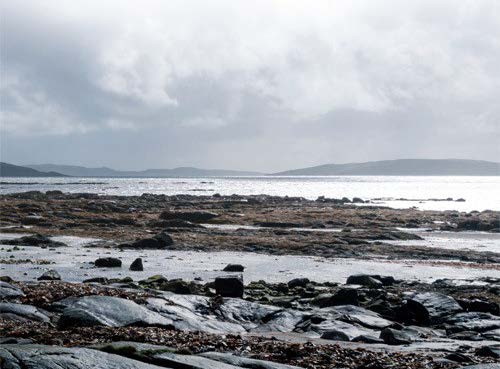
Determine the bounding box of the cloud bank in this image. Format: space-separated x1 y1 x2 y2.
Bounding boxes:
1 0 499 170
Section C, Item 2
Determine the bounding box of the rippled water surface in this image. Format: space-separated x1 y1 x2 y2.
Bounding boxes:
2 176 499 211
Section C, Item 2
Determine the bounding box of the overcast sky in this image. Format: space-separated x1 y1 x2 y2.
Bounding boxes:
1 0 499 171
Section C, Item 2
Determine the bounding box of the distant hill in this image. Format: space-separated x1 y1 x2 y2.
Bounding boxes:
0 162 66 177
26 164 262 177
272 159 500 176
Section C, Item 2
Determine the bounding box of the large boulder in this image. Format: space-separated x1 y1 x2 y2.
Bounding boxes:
406 292 462 324
0 281 24 299
287 278 310 289
159 210 219 223
129 258 144 271
120 232 173 249
215 276 244 298
95 257 122 268
56 295 173 329
222 264 245 272
0 303 50 322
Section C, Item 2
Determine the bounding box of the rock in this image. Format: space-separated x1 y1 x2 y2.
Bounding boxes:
200 352 304 369
0 302 50 322
255 221 303 228
215 276 244 298
332 305 392 329
0 281 24 299
380 327 417 345
320 330 351 341
476 345 500 358
38 269 61 281
121 232 174 249
352 197 365 203
459 299 499 315
223 264 245 272
56 295 173 329
83 277 109 284
2 234 66 247
352 334 385 344
95 257 122 268
311 289 359 307
406 292 462 324
0 344 166 369
21 215 45 225
459 365 500 369
446 312 500 333
346 274 383 288
130 258 144 271
287 278 310 289
149 219 204 229
159 210 219 223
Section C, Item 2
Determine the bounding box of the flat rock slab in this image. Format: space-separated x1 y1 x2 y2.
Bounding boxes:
200 352 304 369
0 344 167 369
0 302 50 322
0 281 24 299
330 305 392 329
56 295 173 328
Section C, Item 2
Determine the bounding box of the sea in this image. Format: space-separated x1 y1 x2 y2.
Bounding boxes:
1 175 499 212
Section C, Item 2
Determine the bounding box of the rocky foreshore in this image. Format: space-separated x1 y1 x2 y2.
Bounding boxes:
0 191 499 368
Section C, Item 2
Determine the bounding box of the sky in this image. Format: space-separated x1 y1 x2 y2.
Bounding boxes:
1 0 499 172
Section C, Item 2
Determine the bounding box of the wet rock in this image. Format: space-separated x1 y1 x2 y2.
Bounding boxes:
38 269 61 281
346 274 383 288
332 305 392 329
312 289 359 307
459 299 499 316
380 327 417 345
200 352 304 369
21 215 46 225
459 365 500 369
223 264 245 272
130 258 144 271
56 295 173 329
95 257 122 268
83 277 109 284
0 302 50 322
120 232 174 249
320 330 350 341
287 278 310 289
352 197 365 203
352 334 385 344
159 210 219 223
406 292 462 324
0 281 24 299
0 344 165 369
446 312 500 333
2 233 66 247
476 345 500 358
215 275 244 298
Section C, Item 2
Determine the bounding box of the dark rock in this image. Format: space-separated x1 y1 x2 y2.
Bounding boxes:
95 257 122 268
215 275 244 298
2 234 66 248
121 232 174 249
56 295 173 329
200 352 302 369
346 274 383 288
445 353 473 363
311 289 359 307
255 221 303 228
459 299 499 316
83 277 108 284
130 258 144 271
476 345 500 358
352 197 365 203
38 269 61 281
149 219 204 229
223 264 245 272
380 327 416 345
159 210 219 223
0 302 50 322
333 305 392 329
446 312 500 333
406 292 462 324
0 281 24 299
287 278 310 289
352 335 384 344
320 330 350 341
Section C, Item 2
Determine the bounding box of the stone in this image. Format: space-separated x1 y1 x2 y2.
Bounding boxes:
446 312 500 333
476 345 500 359
200 352 303 369
459 365 500 369
56 295 173 329
406 292 462 324
346 274 383 288
159 210 219 223
130 258 144 271
332 305 392 329
287 278 310 289
0 281 24 299
38 269 61 281
320 330 350 341
311 289 359 307
380 327 417 345
215 275 244 298
95 257 122 268
223 264 245 272
2 234 66 248
120 232 173 249
352 335 385 344
0 344 166 369
0 303 50 322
